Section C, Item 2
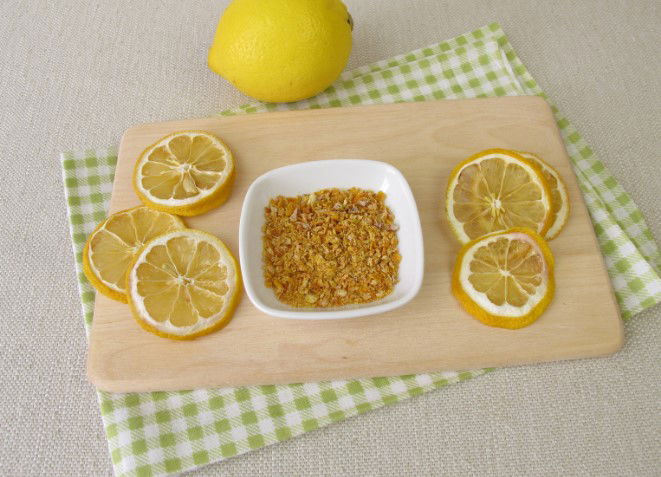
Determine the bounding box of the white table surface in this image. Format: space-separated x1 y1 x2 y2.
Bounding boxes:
0 1 659 475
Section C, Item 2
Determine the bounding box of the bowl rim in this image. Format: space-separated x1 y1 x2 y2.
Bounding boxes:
238 159 425 320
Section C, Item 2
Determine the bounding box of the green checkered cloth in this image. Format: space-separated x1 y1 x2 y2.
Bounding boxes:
61 23 660 477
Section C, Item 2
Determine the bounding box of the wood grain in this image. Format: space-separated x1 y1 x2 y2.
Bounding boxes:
87 97 623 392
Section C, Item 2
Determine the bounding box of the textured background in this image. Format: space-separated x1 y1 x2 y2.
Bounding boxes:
1 1 660 475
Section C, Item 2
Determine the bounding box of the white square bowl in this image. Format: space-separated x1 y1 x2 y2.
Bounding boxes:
238 159 424 320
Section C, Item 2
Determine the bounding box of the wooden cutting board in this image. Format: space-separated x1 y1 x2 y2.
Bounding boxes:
87 97 623 392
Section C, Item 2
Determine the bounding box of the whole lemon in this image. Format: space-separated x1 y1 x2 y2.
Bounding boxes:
208 0 353 103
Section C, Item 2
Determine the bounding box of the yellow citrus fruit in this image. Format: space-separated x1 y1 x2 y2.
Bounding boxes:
133 131 235 217
82 206 186 303
208 0 353 102
452 227 555 329
126 229 241 340
445 149 553 243
518 151 570 240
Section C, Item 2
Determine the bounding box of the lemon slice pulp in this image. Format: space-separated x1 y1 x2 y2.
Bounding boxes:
83 206 185 302
518 151 570 240
133 131 235 216
452 227 555 329
127 229 241 340
445 149 553 243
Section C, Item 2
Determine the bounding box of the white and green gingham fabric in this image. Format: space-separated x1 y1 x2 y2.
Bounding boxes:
61 23 661 477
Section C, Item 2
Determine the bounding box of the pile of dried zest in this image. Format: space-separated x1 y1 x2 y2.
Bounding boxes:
263 188 401 307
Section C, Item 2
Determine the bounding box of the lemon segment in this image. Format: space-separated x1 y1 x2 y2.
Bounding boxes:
445 149 553 244
518 151 570 240
452 227 555 329
133 131 235 216
82 206 186 302
127 229 241 340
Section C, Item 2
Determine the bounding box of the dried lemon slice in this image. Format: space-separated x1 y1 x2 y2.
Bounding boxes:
126 229 241 340
83 206 185 303
452 227 555 329
445 149 553 243
518 151 570 240
133 131 235 216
